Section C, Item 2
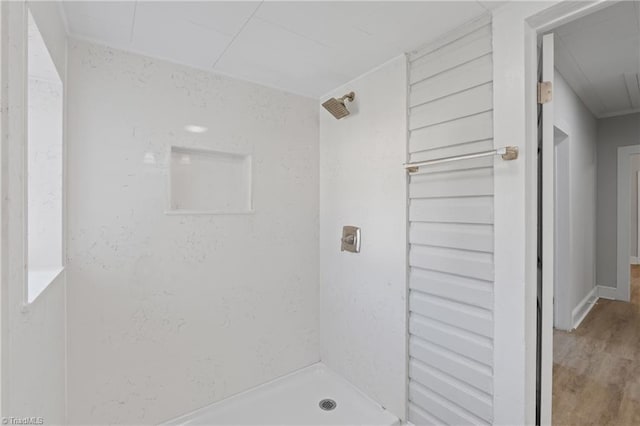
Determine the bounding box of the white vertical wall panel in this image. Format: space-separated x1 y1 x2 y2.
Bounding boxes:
409 168 493 198
409 222 494 253
409 196 493 224
410 268 493 309
409 315 493 366
410 111 493 152
407 16 495 425
410 339 493 394
409 83 493 130
410 140 495 165
410 24 493 84
410 55 493 107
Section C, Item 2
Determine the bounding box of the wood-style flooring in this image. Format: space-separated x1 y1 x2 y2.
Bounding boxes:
553 265 640 425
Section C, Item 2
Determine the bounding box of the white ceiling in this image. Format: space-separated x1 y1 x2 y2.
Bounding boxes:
554 1 640 119
60 1 499 98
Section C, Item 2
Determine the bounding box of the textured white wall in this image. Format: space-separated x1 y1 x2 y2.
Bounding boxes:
491 3 564 423
554 70 597 321
319 56 407 419
65 40 320 424
596 113 640 288
4 2 67 422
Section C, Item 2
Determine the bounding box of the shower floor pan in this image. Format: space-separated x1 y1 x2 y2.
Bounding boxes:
164 363 400 425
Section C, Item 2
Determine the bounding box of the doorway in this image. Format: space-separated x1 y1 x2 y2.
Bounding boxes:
537 1 640 424
617 147 640 301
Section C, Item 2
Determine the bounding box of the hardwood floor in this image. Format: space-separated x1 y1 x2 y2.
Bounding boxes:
553 265 640 425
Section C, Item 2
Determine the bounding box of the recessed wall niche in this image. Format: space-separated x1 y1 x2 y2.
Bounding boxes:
168 146 253 214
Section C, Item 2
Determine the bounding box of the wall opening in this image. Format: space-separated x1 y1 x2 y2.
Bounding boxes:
27 9 64 303
553 126 571 330
630 153 640 262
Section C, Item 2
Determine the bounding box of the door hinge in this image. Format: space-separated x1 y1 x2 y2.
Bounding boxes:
538 81 552 104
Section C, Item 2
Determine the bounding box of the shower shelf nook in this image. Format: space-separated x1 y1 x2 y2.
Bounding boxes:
404 145 519 173
167 146 253 215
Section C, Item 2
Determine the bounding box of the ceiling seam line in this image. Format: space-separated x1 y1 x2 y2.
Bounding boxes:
624 74 635 108
212 0 264 69
251 15 333 49
128 0 138 43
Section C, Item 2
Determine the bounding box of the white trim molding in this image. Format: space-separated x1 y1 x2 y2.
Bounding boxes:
631 256 640 265
618 145 640 301
571 287 598 330
597 285 618 301
493 1 623 424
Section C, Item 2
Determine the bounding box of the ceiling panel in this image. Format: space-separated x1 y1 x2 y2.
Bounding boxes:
254 2 394 51
252 3 403 81
555 1 640 118
61 1 493 98
131 2 236 69
554 37 607 115
477 1 506 12
133 1 260 37
252 1 487 95
214 17 352 96
592 75 636 113
62 1 136 26
63 1 135 45
554 1 639 38
349 1 486 51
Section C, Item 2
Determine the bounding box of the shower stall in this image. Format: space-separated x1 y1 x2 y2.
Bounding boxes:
0 2 509 425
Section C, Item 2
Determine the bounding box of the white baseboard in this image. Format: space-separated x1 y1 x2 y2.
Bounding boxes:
631 256 640 265
597 285 617 300
572 287 598 330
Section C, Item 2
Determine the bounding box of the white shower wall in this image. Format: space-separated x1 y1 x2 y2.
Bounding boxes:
319 56 408 419
3 2 67 422
65 40 320 424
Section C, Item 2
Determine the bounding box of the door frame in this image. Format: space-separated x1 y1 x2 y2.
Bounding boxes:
618 145 640 301
526 2 618 425
493 2 618 423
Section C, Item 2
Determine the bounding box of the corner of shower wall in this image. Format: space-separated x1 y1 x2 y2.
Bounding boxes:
318 54 409 420
3 1 68 423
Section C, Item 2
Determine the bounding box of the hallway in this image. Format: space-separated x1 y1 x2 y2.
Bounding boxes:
553 266 640 425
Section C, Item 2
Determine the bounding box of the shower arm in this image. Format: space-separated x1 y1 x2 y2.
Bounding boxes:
340 92 355 103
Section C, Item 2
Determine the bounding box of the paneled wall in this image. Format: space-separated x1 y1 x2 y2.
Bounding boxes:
406 17 495 425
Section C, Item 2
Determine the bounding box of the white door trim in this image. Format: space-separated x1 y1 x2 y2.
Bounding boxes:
618 145 640 301
540 32 555 426
528 3 620 425
493 0 617 424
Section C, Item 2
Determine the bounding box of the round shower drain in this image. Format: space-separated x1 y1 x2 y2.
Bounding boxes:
319 398 337 411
